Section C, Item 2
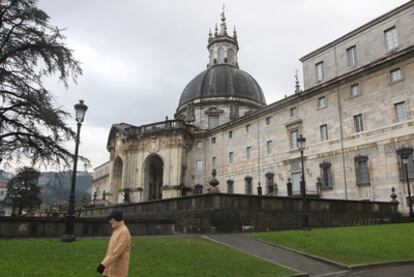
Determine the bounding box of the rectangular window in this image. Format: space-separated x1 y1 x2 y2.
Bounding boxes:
290 130 298 149
320 124 328 141
395 102 406 122
347 45 358 67
351 84 360 97
266 172 275 195
390 68 402 82
384 26 398 51
320 162 333 188
398 149 414 180
244 177 253 195
208 115 219 129
266 140 272 154
246 146 251 160
196 160 203 171
211 137 216 144
290 107 297 117
265 116 271 126
246 124 250 133
355 156 370 185
318 96 327 109
229 152 234 164
354 114 364 133
228 131 233 138
315 61 324 82
212 157 216 169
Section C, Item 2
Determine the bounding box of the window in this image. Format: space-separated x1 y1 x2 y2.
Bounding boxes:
197 141 203 149
229 152 234 164
246 146 251 160
318 96 327 109
347 46 358 67
227 179 234 193
196 160 203 171
246 124 250 133
265 172 275 195
390 68 402 82
194 184 203 194
397 148 414 180
351 84 360 97
355 155 370 185
354 114 364 133
211 137 216 144
290 130 298 148
244 176 253 195
395 102 406 122
266 140 272 154
290 107 297 117
384 26 398 51
228 131 233 138
218 47 224 63
320 161 333 188
320 124 328 141
265 116 271 126
212 157 216 169
208 115 220 129
315 61 324 82
227 49 234 64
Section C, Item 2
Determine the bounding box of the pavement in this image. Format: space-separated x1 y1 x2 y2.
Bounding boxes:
205 234 414 277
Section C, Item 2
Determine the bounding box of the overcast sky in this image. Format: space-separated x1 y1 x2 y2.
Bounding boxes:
30 0 408 171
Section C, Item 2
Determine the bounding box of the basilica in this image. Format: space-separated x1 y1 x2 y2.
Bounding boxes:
92 2 414 215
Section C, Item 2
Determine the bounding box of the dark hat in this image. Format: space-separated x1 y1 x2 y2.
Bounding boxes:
107 210 124 221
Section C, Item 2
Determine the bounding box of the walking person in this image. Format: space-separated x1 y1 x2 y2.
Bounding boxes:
97 211 131 277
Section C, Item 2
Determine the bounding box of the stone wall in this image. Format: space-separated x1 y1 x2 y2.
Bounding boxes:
0 216 174 238
80 193 399 233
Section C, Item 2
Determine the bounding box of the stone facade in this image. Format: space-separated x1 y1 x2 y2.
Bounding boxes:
92 2 414 215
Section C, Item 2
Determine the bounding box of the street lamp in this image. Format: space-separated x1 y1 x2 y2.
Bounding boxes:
398 148 414 221
297 134 309 229
62 100 88 242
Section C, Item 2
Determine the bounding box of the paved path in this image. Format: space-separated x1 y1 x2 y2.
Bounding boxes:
206 234 344 276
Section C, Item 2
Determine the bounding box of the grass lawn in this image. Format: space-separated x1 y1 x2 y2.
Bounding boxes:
252 223 414 265
0 237 294 277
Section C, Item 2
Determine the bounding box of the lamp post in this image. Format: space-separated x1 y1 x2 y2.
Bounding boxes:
398 148 414 221
62 100 88 242
297 134 309 229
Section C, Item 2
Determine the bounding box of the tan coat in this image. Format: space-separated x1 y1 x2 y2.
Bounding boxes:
102 222 131 277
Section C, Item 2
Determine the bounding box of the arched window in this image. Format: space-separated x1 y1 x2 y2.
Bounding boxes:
210 49 214 66
218 47 224 63
227 48 234 64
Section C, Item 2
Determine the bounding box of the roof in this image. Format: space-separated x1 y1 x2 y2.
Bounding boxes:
300 1 414 62
177 64 266 109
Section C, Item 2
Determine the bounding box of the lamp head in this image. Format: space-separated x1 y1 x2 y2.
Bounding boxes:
74 100 88 123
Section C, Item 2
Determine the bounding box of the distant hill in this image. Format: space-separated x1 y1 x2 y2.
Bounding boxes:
37 171 93 206
0 170 93 206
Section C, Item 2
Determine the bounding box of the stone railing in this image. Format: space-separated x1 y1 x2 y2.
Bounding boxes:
128 120 192 137
80 193 400 233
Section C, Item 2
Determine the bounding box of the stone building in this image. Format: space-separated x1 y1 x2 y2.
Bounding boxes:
92 2 414 214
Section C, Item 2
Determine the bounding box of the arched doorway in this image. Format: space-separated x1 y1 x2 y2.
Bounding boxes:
143 155 164 201
112 157 123 203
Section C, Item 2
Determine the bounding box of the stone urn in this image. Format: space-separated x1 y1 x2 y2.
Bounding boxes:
208 169 220 193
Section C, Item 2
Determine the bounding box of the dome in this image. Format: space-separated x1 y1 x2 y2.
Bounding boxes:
178 64 266 109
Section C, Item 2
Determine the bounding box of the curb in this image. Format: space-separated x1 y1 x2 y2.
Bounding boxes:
252 237 348 269
202 235 309 277
349 259 414 271
251 236 414 272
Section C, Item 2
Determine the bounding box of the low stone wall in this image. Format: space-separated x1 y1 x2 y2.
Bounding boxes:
81 193 400 233
0 216 174 238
